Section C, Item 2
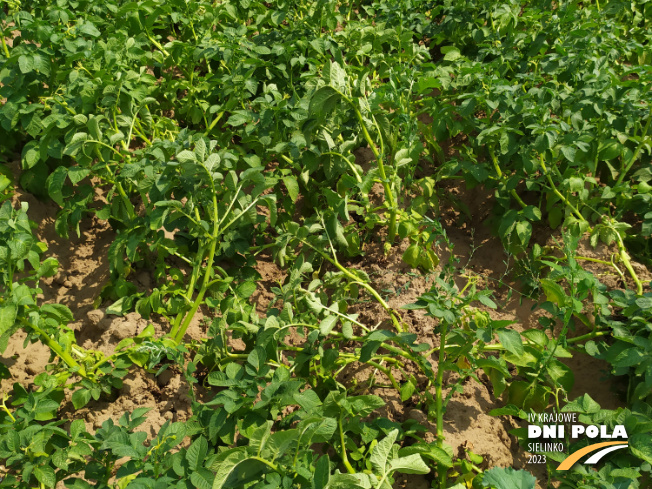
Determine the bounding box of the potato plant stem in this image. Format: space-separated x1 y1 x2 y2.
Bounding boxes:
1 395 16 422
171 246 217 344
339 416 356 474
540 155 643 294
297 237 403 331
132 121 152 145
531 318 572 394
170 197 219 344
323 151 362 183
170 180 259 343
613 228 643 295
575 254 615 266
170 168 221 343
85 139 123 158
1 36 9 58
54 98 77 116
489 147 527 209
348 101 398 245
324 330 420 365
365 360 401 392
473 328 609 353
615 109 651 186
204 111 225 136
567 330 610 344
538 155 584 221
185 243 206 302
250 456 281 474
574 254 626 283
89 141 137 221
20 318 87 378
346 0 355 21
119 180 137 215
146 32 170 57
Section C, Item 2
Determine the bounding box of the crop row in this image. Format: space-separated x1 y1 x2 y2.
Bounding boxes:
0 0 651 488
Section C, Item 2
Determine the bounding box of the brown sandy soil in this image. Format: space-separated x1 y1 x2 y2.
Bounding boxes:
1 158 649 489
0 183 195 439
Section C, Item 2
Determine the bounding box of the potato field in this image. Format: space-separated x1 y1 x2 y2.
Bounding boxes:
1 0 651 488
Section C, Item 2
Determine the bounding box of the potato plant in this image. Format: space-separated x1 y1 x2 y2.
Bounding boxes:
1 0 651 488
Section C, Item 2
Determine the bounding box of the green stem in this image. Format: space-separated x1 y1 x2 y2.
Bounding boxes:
280 154 293 165
375 473 390 489
249 456 282 475
339 416 356 474
574 255 614 266
326 330 419 364
539 154 642 292
567 330 610 345
347 0 354 21
21 318 87 378
204 110 225 136
146 31 170 57
114 181 136 220
348 100 397 244
170 184 258 343
1 395 16 422
489 147 527 209
170 171 221 343
366 360 401 392
83 139 123 157
323 151 362 183
185 243 206 301
297 237 403 332
133 120 152 145
219 197 259 235
76 62 94 78
428 327 610 358
314 300 368 330
539 155 584 221
171 229 218 344
615 111 651 186
613 228 643 295
215 320 414 374
54 98 77 116
124 108 143 150
251 241 278 256
1 36 9 58
189 22 198 43
90 353 115 372
574 255 626 284
217 353 249 365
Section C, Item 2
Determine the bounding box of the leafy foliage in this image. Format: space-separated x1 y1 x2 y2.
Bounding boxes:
1 0 651 488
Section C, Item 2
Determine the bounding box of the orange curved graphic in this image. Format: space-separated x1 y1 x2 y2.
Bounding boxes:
557 441 629 470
